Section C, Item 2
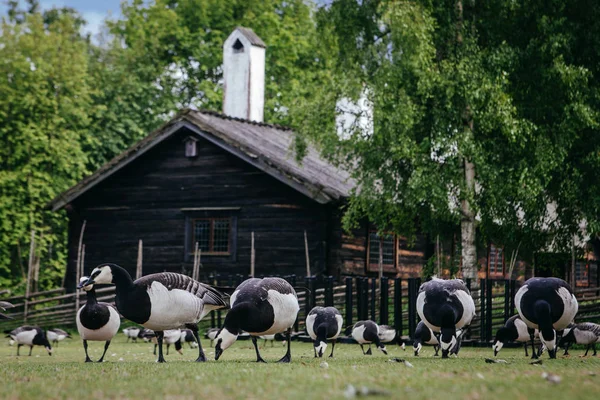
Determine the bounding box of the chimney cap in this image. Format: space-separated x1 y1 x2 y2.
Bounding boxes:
233 26 266 48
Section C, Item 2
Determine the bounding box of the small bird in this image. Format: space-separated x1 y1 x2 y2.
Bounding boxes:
76 277 120 362
214 277 299 363
123 327 141 343
181 329 199 348
0 301 14 319
305 306 343 358
515 277 578 358
46 329 72 347
7 326 52 356
416 278 476 358
413 321 440 357
351 320 388 355
558 322 600 357
492 315 540 357
79 263 228 363
205 327 219 346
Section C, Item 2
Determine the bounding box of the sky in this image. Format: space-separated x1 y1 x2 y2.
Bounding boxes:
0 0 124 37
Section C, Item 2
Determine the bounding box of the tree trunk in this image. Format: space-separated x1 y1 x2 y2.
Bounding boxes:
461 159 477 280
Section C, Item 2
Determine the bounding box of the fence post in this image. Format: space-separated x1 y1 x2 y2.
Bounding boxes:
362 277 369 320
480 278 486 342
380 277 389 325
407 278 419 338
394 278 402 337
325 276 334 306
370 278 377 321
345 277 353 329
486 279 493 342
503 279 510 323
310 277 317 309
304 276 312 318
510 279 516 315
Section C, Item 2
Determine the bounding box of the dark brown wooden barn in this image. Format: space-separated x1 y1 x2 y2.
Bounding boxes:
50 109 432 291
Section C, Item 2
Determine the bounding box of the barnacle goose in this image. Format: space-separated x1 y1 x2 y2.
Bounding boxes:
558 322 600 356
46 328 72 346
7 326 52 356
351 320 388 355
492 314 540 357
413 321 440 356
306 306 343 358
76 277 120 362
214 277 299 363
515 277 578 358
79 263 228 363
123 327 142 343
416 278 476 358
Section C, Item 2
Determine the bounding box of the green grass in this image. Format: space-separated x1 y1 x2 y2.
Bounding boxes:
0 335 598 399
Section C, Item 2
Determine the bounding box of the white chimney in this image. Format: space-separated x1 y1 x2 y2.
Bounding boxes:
223 27 266 122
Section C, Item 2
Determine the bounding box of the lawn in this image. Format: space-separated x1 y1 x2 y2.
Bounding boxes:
0 334 598 400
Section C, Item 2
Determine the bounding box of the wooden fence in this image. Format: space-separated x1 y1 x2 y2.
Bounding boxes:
2 275 599 344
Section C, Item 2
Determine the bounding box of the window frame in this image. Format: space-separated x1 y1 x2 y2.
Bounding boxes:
183 208 238 262
366 230 397 272
488 244 505 277
575 261 589 287
191 217 232 255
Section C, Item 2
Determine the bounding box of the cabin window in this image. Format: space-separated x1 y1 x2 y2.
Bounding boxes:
575 261 589 287
233 39 244 53
367 231 396 271
192 218 232 255
488 244 504 276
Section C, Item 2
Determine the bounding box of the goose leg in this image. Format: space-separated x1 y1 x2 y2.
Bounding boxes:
277 328 292 363
360 344 365 355
584 345 590 357
153 344 157 355
83 340 92 363
434 345 440 357
563 342 570 356
29 345 33 356
17 344 21 356
186 324 206 362
156 331 166 363
366 345 372 355
251 336 267 363
530 334 538 359
329 340 336 358
97 340 111 363
313 345 317 358
524 342 529 357
166 343 170 356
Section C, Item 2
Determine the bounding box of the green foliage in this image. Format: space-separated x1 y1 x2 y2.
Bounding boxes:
299 0 600 268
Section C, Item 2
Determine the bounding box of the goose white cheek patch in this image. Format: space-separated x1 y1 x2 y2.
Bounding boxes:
414 343 422 355
440 336 457 351
315 341 327 356
492 341 503 353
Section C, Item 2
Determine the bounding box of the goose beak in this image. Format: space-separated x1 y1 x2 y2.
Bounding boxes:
77 278 94 289
215 347 223 360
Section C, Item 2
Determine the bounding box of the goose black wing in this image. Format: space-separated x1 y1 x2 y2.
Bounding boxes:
135 273 228 308
577 322 600 336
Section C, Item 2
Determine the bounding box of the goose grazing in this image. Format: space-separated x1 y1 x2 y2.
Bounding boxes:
8 326 52 356
214 277 299 363
558 322 600 357
492 315 540 357
123 327 142 343
79 263 228 363
378 325 405 350
0 301 14 319
205 327 219 346
76 277 120 362
413 321 440 356
46 328 72 346
416 278 475 358
351 320 388 355
306 306 343 358
181 329 199 348
515 277 578 359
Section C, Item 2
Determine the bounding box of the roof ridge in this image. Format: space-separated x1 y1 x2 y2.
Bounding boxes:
190 109 293 132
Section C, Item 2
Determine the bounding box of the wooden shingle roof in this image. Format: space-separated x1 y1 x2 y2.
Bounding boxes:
235 27 267 48
48 109 354 211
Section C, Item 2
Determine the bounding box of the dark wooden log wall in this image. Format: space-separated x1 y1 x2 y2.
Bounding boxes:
65 127 331 287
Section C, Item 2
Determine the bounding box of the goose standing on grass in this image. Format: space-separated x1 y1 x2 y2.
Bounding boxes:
416 278 475 358
181 329 199 348
0 301 14 319
214 277 299 363
306 306 343 358
46 328 72 346
150 329 182 356
413 321 440 357
259 334 276 347
123 327 141 343
379 325 405 350
76 277 120 363
7 326 52 356
558 322 600 356
79 263 228 363
351 320 388 355
492 315 540 357
205 327 219 347
515 277 578 359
